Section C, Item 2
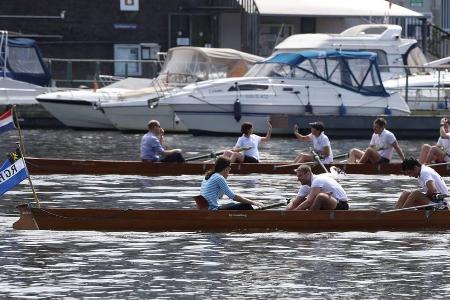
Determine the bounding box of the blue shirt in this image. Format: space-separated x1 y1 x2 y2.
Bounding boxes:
200 173 236 210
140 132 164 161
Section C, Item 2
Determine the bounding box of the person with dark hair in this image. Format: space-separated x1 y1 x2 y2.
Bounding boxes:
293 121 333 164
222 119 272 163
286 164 349 211
200 156 263 210
420 117 450 164
140 119 185 163
347 117 405 164
394 157 448 209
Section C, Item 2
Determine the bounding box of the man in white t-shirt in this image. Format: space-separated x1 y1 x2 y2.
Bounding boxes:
293 121 333 164
423 117 450 164
348 117 405 164
395 157 449 209
286 164 349 211
222 119 272 163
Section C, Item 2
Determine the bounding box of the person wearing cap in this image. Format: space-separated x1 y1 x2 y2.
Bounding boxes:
293 121 333 164
222 119 272 163
347 117 405 164
286 164 349 211
420 117 450 164
140 119 185 163
395 158 448 209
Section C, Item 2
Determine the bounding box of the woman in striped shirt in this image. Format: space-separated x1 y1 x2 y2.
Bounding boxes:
200 156 263 210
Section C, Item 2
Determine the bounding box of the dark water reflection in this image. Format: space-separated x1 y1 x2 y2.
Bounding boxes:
0 129 449 298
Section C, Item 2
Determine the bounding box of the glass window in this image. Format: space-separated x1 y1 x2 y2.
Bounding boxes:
7 46 45 74
405 46 428 75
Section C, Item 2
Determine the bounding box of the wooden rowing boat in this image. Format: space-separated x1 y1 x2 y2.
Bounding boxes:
25 157 450 176
13 204 450 232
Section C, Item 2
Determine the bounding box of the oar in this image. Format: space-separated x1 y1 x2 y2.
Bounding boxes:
426 161 450 167
256 199 290 210
333 152 348 160
312 150 329 174
185 150 225 162
273 161 316 170
381 202 447 213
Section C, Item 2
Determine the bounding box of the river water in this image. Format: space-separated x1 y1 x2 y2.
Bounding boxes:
1 129 449 298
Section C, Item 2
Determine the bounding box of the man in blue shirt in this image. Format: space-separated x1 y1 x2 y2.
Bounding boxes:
140 120 185 162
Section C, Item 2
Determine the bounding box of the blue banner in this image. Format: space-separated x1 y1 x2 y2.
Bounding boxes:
0 150 29 197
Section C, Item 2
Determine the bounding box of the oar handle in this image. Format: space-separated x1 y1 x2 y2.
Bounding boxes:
255 199 291 210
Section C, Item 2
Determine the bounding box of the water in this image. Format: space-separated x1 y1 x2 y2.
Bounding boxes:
0 129 449 298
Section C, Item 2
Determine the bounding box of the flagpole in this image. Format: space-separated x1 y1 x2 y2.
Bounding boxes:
15 142 40 207
12 105 27 157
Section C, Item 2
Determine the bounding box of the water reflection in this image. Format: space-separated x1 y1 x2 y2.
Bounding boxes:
0 130 448 298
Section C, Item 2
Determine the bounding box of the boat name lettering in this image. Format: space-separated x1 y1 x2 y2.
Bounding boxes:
228 214 248 217
208 89 223 93
244 94 269 99
0 164 18 183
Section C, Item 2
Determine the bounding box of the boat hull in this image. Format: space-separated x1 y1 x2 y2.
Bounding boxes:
13 204 450 232
37 98 115 129
25 157 450 176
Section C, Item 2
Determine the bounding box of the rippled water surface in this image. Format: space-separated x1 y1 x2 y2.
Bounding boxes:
1 129 449 298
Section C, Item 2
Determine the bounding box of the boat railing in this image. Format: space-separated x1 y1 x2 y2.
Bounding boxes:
0 30 8 77
44 58 161 88
381 64 450 110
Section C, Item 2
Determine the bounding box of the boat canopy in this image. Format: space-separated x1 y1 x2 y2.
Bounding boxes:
0 33 51 86
158 47 263 86
247 50 389 97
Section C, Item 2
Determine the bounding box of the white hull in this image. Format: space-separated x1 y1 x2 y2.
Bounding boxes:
101 100 187 132
0 77 48 105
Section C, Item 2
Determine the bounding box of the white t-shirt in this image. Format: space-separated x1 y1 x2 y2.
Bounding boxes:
437 137 449 151
235 134 262 160
309 132 333 163
297 174 348 201
418 165 448 195
369 129 397 160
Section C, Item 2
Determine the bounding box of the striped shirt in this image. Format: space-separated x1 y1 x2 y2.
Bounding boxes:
200 173 236 210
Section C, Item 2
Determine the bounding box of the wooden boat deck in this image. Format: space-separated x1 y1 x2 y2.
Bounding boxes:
13 204 450 232
25 157 450 176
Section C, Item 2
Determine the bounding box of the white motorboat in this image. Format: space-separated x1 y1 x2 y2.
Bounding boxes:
37 47 262 130
0 31 51 105
273 23 450 111
99 47 262 132
36 77 154 129
162 50 410 135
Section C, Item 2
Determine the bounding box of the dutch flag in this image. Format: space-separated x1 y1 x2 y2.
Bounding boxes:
0 109 16 134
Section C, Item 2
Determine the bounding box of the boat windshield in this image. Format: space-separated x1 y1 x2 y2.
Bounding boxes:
247 51 388 96
405 46 428 75
158 48 258 86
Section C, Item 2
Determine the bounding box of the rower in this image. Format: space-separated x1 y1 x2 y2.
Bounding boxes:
422 117 450 164
348 117 405 164
395 157 449 209
293 121 333 164
222 119 272 163
286 164 349 211
140 120 185 163
200 156 263 210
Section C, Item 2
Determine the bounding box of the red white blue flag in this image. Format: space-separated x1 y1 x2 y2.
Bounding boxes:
0 109 16 134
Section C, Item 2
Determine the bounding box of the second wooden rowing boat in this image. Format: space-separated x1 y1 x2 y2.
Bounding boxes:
13 203 450 232
25 157 450 176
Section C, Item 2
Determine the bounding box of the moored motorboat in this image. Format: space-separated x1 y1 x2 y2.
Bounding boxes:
13 203 450 232
24 157 450 176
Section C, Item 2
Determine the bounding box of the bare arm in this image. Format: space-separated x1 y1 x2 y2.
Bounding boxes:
294 124 311 142
440 126 448 139
261 119 272 143
296 187 320 210
320 146 330 158
392 141 405 161
286 196 306 210
425 180 438 197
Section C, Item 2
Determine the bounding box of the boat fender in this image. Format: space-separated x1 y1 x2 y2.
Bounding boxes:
234 98 242 122
305 102 313 114
339 103 347 116
384 105 392 115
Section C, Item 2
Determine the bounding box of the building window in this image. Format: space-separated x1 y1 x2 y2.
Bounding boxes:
114 44 141 76
120 0 139 11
